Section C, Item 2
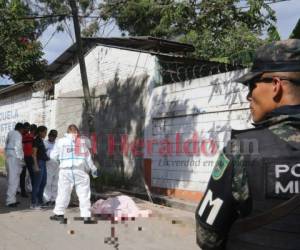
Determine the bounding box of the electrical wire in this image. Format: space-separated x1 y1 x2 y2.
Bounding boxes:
0 13 103 21
0 0 291 21
43 28 58 49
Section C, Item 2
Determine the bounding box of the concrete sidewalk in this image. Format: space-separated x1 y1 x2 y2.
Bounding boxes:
0 176 199 250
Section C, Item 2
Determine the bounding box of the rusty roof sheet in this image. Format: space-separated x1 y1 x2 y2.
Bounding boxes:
46 36 195 79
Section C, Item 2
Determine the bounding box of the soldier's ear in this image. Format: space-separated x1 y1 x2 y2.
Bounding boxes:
272 77 283 102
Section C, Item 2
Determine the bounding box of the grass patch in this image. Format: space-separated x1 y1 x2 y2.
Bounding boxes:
0 155 5 172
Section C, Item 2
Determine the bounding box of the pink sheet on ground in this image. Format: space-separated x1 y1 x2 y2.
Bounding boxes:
91 195 152 220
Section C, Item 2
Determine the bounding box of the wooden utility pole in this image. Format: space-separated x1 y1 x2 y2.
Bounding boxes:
69 0 94 132
69 0 153 203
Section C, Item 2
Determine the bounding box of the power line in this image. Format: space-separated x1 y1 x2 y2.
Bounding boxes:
0 13 68 20
239 0 290 9
0 0 291 21
43 28 57 49
0 13 102 21
62 19 75 43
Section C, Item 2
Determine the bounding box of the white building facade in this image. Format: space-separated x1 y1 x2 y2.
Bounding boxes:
0 37 251 202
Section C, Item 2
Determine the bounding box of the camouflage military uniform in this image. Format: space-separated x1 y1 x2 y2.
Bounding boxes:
195 105 300 250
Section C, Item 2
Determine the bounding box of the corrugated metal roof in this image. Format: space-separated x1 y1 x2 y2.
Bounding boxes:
0 81 34 95
83 36 195 53
0 84 10 89
0 37 197 94
0 37 243 96
46 36 196 80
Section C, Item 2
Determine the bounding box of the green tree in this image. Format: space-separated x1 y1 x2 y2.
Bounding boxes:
0 0 47 82
290 19 300 39
100 0 280 65
0 0 101 82
29 0 103 37
1 0 284 82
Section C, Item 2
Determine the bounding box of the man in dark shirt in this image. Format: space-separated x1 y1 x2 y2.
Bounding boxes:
31 126 49 209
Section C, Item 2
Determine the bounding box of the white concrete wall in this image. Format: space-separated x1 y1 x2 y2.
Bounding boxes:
30 91 54 127
53 45 157 177
0 45 156 149
55 46 155 97
0 88 54 149
54 45 156 136
145 69 252 193
0 90 31 148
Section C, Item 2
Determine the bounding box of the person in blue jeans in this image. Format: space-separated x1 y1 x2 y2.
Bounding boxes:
31 126 49 209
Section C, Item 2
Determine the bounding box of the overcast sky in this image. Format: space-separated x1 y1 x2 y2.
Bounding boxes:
1 0 299 84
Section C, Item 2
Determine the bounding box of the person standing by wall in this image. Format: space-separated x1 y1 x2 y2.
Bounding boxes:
20 122 35 198
49 124 98 222
5 123 24 207
43 130 59 206
31 126 49 209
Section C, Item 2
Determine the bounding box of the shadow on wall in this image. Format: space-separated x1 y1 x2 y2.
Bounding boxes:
75 69 249 197
80 72 149 189
208 77 251 144
143 70 250 199
145 86 194 197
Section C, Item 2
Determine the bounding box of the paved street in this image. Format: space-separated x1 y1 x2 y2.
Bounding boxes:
0 177 199 250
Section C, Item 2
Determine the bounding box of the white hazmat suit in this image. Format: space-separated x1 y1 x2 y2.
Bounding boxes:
5 130 24 206
50 133 97 218
43 140 59 203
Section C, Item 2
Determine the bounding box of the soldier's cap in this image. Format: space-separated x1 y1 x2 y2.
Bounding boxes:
235 39 300 85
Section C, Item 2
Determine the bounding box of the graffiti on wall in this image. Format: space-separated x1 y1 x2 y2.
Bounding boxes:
0 91 32 148
0 109 22 147
0 102 30 147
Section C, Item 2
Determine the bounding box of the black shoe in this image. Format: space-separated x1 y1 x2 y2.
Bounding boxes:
21 193 29 198
6 202 20 208
50 215 64 221
40 202 51 208
6 203 17 208
83 217 97 224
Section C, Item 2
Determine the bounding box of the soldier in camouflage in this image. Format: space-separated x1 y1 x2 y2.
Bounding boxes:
195 39 300 250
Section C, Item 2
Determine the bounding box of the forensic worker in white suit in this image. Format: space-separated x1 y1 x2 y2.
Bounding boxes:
49 124 98 221
5 123 24 207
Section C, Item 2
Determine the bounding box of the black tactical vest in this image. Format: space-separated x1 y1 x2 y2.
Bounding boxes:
226 126 300 250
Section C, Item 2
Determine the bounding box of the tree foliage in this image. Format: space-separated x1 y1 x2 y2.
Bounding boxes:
290 19 300 39
100 0 280 65
0 0 102 82
0 0 285 81
28 0 103 37
0 0 47 82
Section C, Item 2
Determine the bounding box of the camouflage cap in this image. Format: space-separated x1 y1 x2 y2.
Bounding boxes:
235 39 300 85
